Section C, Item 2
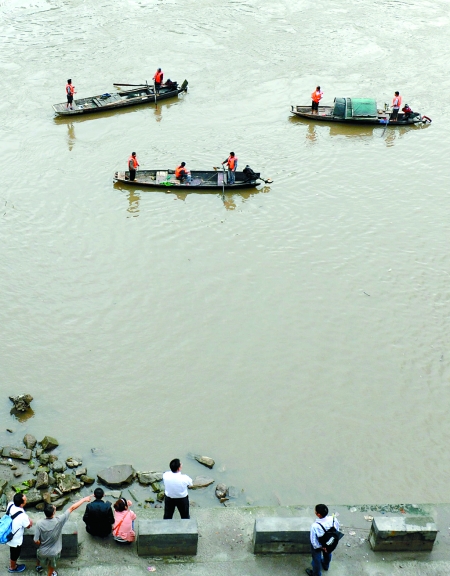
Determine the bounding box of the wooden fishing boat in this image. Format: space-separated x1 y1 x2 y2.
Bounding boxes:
52 80 188 116
291 98 431 125
113 169 265 190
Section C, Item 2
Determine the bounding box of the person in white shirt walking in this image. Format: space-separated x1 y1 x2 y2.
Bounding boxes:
6 493 33 573
306 504 340 576
162 459 193 519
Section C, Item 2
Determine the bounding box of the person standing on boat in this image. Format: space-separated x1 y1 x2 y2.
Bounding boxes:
222 152 238 185
311 86 323 114
66 79 76 110
153 68 163 95
391 91 402 122
175 162 192 184
128 152 139 181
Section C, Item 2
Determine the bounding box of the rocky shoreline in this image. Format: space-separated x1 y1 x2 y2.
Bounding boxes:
0 432 239 512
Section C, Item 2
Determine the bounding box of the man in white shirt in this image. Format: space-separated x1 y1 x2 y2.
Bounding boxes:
162 458 193 519
306 504 340 576
7 493 33 573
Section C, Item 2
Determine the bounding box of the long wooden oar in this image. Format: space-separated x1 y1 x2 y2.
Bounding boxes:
113 83 148 88
213 167 273 184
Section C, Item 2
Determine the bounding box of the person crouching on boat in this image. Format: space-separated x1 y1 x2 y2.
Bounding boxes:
175 162 192 184
401 103 418 121
128 152 139 181
66 79 76 110
153 68 163 95
311 86 323 114
222 152 238 185
243 165 257 183
391 91 402 122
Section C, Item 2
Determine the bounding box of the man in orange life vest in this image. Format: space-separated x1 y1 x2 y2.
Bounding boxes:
391 91 402 122
66 79 76 110
311 86 323 114
222 152 238 185
153 68 163 95
128 152 139 181
175 162 191 184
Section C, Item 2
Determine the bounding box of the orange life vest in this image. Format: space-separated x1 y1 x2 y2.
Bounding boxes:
154 71 163 83
227 156 237 170
311 90 322 103
392 95 402 108
66 83 74 96
128 155 139 169
175 165 185 178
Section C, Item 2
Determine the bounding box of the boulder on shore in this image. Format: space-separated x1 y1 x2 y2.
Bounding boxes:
23 434 37 450
2 447 32 461
36 472 49 490
138 472 163 485
40 436 59 452
215 483 228 499
97 465 135 487
191 476 215 489
80 475 95 485
55 473 81 493
194 455 215 469
9 395 33 412
25 488 44 506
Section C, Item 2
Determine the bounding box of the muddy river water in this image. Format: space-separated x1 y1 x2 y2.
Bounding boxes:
1 0 450 506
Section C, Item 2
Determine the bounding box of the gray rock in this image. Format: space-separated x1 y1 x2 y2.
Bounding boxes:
28 461 35 470
0 479 8 496
194 455 215 469
35 449 43 457
39 454 50 465
23 434 37 450
48 455 58 464
145 497 155 503
9 394 33 412
13 471 22 478
36 471 49 490
25 488 44 505
66 457 82 468
138 472 163 485
215 483 228 499
191 476 215 489
35 466 50 475
2 447 32 461
97 464 135 487
55 473 81 493
105 491 121 499
151 482 161 493
52 461 65 473
52 496 70 509
75 467 86 477
40 436 59 452
80 475 95 485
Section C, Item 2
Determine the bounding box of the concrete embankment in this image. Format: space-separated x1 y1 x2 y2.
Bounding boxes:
2 504 450 576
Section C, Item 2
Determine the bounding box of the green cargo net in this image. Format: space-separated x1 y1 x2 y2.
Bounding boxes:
333 98 377 118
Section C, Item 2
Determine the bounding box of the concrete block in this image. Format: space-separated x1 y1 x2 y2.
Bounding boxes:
253 517 314 554
20 521 78 558
137 519 198 556
369 516 437 551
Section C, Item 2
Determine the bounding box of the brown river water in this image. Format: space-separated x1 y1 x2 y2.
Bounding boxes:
1 0 450 507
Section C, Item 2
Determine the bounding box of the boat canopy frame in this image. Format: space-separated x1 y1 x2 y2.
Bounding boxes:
333 97 378 119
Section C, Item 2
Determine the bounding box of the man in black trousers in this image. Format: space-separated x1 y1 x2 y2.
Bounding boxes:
82 488 114 537
162 459 193 519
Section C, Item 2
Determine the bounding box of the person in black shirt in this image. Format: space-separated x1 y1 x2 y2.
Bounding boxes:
82 488 114 538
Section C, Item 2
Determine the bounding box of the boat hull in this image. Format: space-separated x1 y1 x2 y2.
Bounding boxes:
290 105 426 125
113 169 260 190
53 82 188 116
